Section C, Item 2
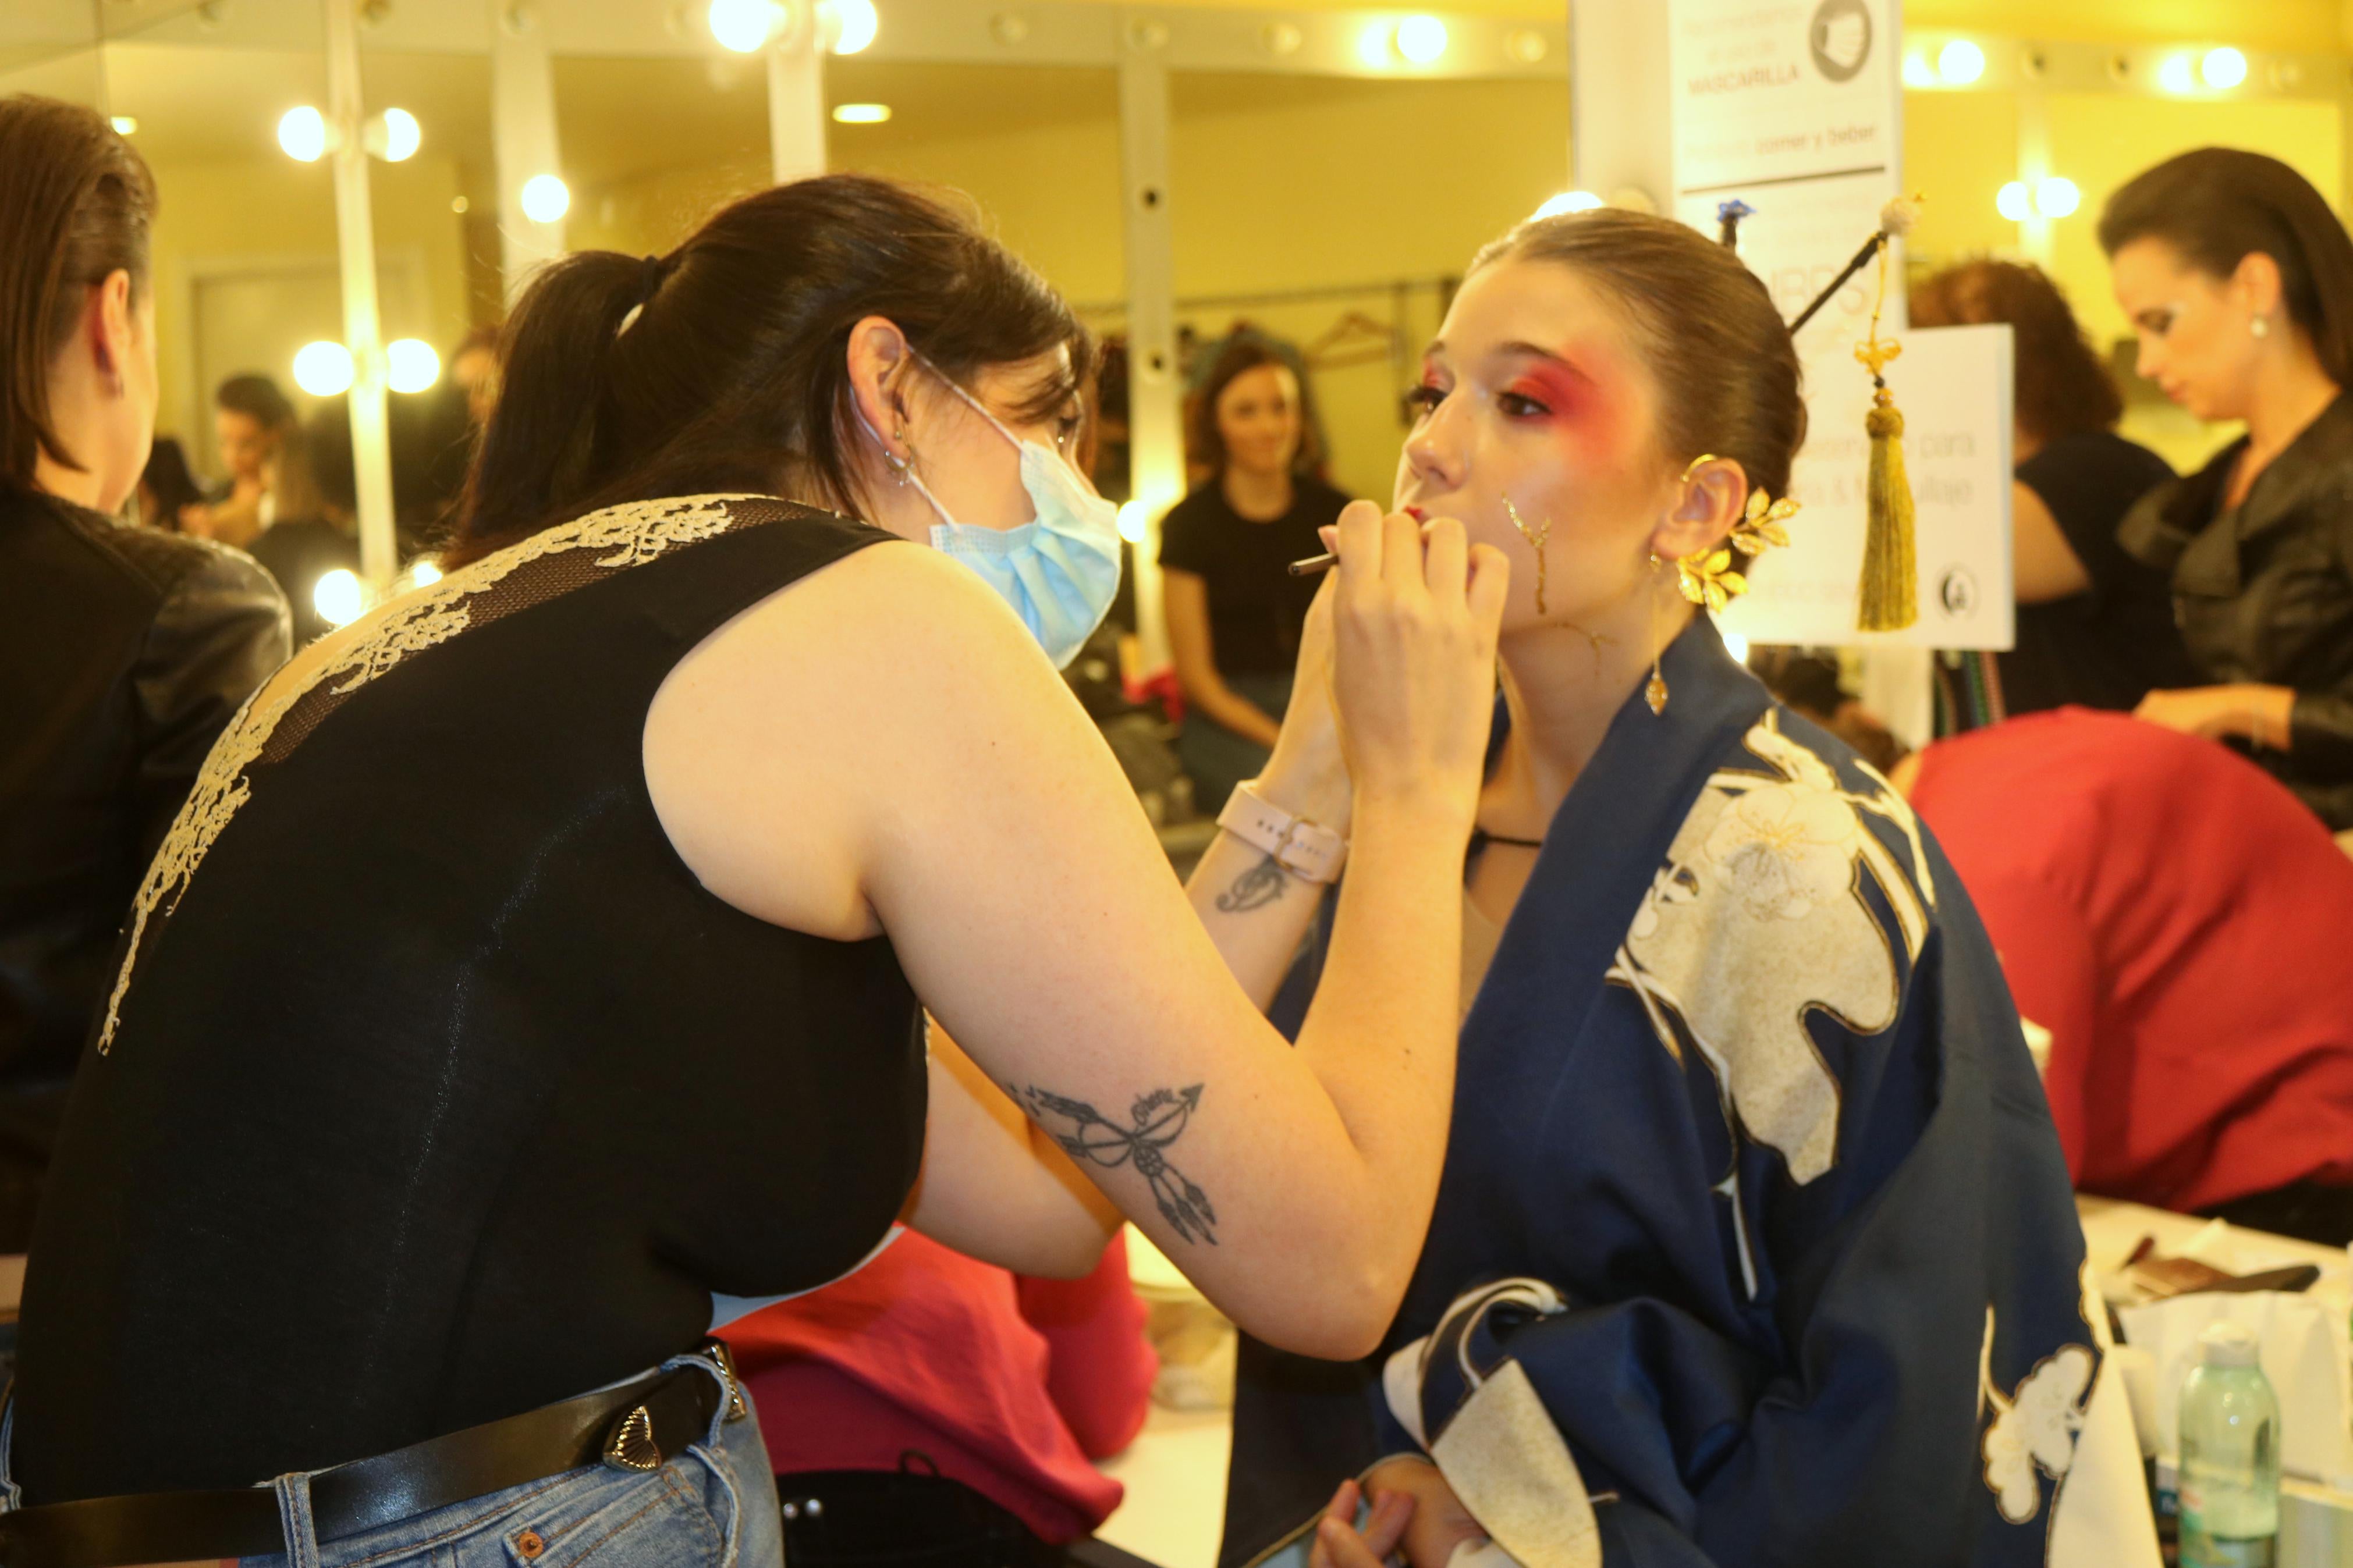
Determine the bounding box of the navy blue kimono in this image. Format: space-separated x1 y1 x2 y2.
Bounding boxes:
1222 620 2149 1568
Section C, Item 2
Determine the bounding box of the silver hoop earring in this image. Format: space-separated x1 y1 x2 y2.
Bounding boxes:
885 427 915 486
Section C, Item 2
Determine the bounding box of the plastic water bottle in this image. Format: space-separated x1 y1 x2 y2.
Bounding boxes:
2178 1321 2280 1568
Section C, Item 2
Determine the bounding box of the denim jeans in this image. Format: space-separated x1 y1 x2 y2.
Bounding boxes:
3 1352 782 1568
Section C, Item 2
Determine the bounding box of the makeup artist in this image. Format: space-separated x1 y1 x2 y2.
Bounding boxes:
1160 338 1354 813
2102 148 2353 833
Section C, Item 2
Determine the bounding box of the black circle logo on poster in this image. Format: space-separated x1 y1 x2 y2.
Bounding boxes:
1940 566 1979 617
1809 0 1873 83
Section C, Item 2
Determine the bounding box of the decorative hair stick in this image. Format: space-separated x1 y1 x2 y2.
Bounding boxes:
1786 195 1922 336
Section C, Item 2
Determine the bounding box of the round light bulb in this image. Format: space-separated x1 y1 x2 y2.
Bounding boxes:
109 115 137 136
2156 54 2198 94
314 568 365 629
377 107 420 162
1937 40 1986 85
1901 54 1936 88
2201 47 2247 90
292 340 355 396
1534 190 1606 219
831 103 892 125
1996 181 2032 222
1394 15 1449 66
2033 176 2081 219
386 339 441 394
519 173 570 224
1720 631 1752 665
707 0 775 53
411 560 443 587
828 0 878 55
1116 501 1151 545
278 105 328 162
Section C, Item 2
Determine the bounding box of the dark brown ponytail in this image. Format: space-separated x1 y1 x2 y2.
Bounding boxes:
450 173 1091 566
0 95 157 490
2099 148 2353 386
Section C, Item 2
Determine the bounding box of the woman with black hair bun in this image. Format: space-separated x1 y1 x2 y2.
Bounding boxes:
2101 147 2353 833
6 171 1509 1568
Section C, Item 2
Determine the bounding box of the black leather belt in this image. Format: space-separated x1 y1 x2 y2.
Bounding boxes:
0 1341 746 1568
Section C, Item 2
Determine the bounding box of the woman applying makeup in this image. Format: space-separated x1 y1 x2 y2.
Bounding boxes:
2101 148 2353 834
1205 211 2152 1568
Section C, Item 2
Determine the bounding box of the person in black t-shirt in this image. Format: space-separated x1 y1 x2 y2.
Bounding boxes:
1910 260 2195 715
1159 340 1353 813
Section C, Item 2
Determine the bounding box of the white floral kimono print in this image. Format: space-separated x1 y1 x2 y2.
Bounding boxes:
1225 620 2155 1568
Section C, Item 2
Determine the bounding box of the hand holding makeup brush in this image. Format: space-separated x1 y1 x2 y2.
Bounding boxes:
1322 500 1510 829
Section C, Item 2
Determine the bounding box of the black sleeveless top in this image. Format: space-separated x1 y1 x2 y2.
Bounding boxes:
13 496 928 1502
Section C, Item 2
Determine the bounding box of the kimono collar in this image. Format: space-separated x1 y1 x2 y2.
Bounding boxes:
1462 616 1773 1041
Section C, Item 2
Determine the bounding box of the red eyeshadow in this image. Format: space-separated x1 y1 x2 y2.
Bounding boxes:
1510 360 1625 462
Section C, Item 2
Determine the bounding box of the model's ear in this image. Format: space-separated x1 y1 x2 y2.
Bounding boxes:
89 269 137 394
1649 454 1745 563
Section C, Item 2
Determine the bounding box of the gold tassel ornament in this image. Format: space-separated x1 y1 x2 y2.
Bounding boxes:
1851 198 1921 632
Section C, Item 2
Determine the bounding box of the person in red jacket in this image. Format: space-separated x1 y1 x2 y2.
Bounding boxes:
723 1227 1157 1565
1900 707 2353 1242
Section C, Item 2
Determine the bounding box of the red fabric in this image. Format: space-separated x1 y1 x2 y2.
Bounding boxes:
1911 709 2353 1212
721 1230 1156 1544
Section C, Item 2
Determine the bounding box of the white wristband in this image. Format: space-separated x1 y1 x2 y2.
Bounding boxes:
1216 781 1349 884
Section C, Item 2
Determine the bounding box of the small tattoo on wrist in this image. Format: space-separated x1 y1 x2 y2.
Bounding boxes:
1216 853 1289 913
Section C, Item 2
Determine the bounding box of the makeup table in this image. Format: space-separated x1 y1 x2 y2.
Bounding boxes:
1095 1206 2353 1568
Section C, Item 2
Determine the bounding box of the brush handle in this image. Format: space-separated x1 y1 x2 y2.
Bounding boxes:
1787 232 1887 336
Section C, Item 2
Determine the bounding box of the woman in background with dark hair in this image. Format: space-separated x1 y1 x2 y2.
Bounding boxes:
1160 339 1354 813
1910 259 2193 714
133 435 203 530
180 371 295 546
7 171 1507 1568
0 97 287 1256
2100 147 2353 832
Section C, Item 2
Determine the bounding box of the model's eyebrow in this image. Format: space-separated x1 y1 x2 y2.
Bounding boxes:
1488 340 1590 378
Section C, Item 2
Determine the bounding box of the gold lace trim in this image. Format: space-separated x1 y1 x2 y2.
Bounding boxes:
97 495 753 1053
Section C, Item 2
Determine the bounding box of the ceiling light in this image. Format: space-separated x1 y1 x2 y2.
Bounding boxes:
278 105 329 162
2201 47 2247 89
1394 15 1448 65
292 340 354 396
387 339 441 394
375 107 420 162
1354 21 1391 69
1534 190 1605 219
1937 40 1986 85
519 173 570 223
1116 501 1151 545
1506 29 1547 65
2156 53 2197 94
832 102 891 124
2033 176 2081 218
1901 54 1935 88
708 0 776 53
450 194 470 214
109 115 137 135
1996 181 2031 222
826 0 877 54
411 560 444 587
314 568 364 629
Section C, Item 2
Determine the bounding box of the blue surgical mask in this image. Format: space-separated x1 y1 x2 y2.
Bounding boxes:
883 357 1123 670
